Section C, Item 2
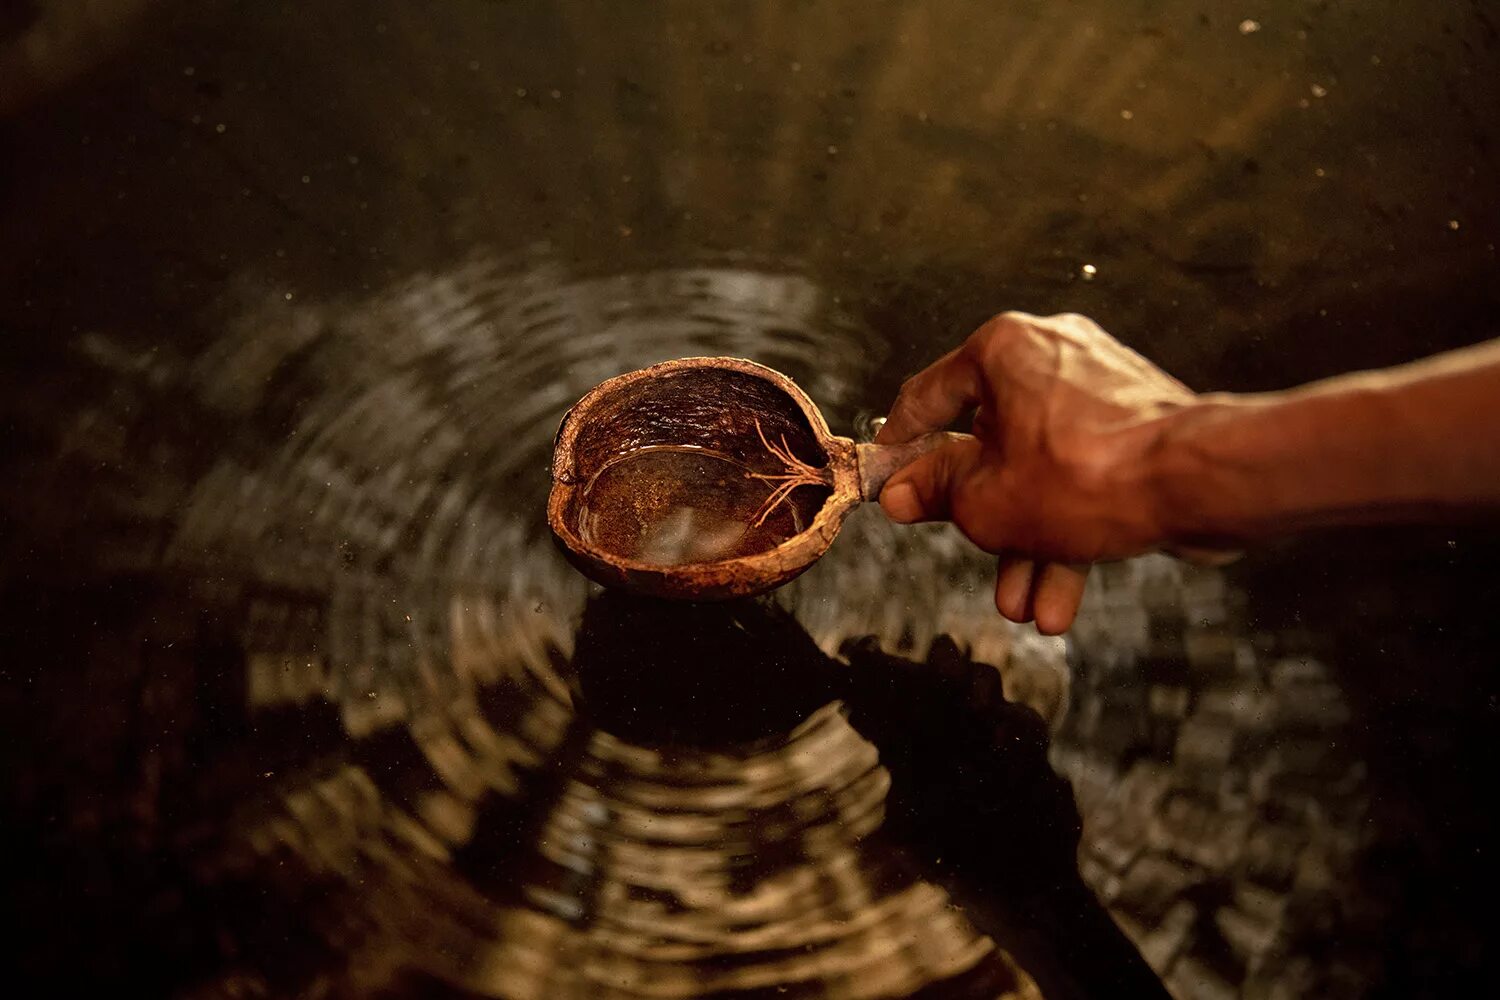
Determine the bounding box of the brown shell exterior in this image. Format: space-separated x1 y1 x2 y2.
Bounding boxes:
548 357 861 600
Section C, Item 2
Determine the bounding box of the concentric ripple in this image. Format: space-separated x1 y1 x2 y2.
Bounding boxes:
9 252 1072 997
195 701 1041 999
4 244 1398 999
129 253 1063 729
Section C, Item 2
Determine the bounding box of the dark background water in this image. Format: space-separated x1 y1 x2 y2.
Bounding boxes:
1 2 1498 997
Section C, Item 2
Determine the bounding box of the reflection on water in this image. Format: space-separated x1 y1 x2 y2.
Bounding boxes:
4 255 1086 996
0 251 1488 999
1 246 1415 999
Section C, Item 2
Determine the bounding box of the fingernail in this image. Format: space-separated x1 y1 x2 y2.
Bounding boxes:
880 482 922 523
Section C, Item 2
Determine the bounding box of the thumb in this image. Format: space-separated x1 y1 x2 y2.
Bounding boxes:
878 436 987 524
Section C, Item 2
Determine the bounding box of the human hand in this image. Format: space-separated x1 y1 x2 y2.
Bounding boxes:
876 312 1199 634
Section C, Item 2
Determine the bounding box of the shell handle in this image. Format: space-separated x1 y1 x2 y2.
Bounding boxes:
854 432 975 502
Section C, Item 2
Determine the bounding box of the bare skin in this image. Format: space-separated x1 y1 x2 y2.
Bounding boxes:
877 311 1500 635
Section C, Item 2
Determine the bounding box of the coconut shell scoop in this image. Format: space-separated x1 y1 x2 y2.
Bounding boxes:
548 356 971 600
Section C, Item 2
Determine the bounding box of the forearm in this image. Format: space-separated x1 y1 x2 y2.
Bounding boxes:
1152 339 1500 547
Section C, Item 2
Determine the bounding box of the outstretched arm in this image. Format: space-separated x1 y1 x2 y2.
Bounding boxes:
876 311 1500 635
1154 339 1500 544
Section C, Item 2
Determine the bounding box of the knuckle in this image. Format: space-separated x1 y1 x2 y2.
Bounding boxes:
1053 311 1103 336
972 318 1023 367
977 312 1029 345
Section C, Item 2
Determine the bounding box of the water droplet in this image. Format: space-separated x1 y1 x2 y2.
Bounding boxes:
1447 219 1461 231
1120 109 1134 120
1080 263 1098 281
1238 19 1261 35
183 66 196 77
515 87 528 97
550 89 562 99
301 174 311 184
215 123 226 134
1310 83 1328 98
827 145 838 155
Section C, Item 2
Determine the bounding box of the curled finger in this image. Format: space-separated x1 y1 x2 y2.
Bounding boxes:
994 553 1037 623
1032 562 1090 636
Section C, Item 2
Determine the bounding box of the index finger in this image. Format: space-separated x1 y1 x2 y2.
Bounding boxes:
876 342 985 444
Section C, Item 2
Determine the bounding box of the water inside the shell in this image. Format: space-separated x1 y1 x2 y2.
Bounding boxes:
577 446 815 565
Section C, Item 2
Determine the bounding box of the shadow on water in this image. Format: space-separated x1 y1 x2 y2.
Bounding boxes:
567 592 1169 999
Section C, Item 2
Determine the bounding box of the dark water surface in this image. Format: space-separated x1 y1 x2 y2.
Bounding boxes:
2 2 1498 997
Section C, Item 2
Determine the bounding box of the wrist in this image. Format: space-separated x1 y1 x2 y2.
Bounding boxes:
1144 393 1264 550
